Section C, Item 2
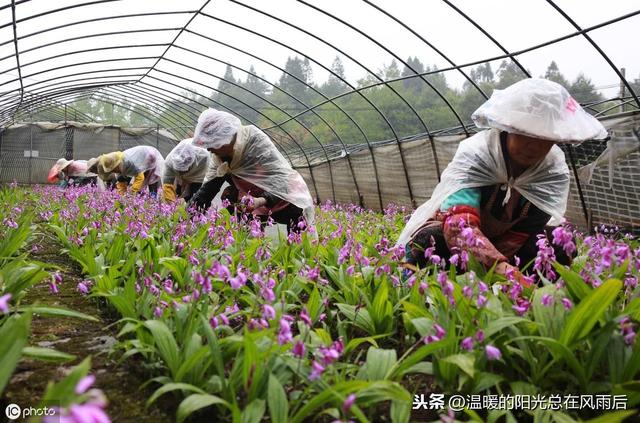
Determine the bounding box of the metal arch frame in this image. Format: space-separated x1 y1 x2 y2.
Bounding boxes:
218 2 421 209
0 0 637 215
0 79 143 123
545 0 640 109
137 0 211 82
440 0 531 79
0 8 339 202
23 90 184 134
9 0 24 125
360 0 490 180
10 83 316 196
2 86 143 126
14 95 96 123
265 7 640 137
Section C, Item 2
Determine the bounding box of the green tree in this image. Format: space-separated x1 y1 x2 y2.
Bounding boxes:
544 61 569 88
321 56 348 97
569 73 603 105
495 60 527 89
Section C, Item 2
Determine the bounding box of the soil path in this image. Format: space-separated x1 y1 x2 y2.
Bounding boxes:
2 234 175 422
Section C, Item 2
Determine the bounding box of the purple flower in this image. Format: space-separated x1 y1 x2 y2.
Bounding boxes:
309 360 325 380
485 345 502 361
474 330 485 343
541 294 553 307
561 298 573 310
319 339 344 365
476 295 487 307
342 394 356 414
75 375 95 394
68 403 111 423
300 308 312 326
434 324 446 339
262 304 276 321
154 307 163 318
278 318 293 345
76 282 89 295
460 337 474 351
462 285 473 298
552 226 576 256
292 341 306 358
0 293 12 314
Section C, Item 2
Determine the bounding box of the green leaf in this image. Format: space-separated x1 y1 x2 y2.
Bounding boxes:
144 320 181 378
146 383 206 408
559 279 622 346
336 303 376 334
242 399 266 423
554 262 592 301
484 316 528 338
176 394 230 423
344 336 380 354
24 306 99 322
390 336 454 380
267 375 288 423
175 346 210 383
442 353 476 378
473 372 504 393
0 313 31 395
22 347 75 363
363 347 397 381
390 398 410 423
159 256 188 286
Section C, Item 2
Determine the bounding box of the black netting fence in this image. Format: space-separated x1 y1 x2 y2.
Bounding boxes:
0 123 178 184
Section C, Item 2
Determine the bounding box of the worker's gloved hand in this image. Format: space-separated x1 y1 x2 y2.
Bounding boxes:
115 181 128 195
131 173 145 194
495 261 532 287
245 196 267 213
162 184 177 203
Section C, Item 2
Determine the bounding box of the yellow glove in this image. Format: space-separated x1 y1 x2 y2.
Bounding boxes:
162 184 177 202
115 181 128 195
131 173 145 194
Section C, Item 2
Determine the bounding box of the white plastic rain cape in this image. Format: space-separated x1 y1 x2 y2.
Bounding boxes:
396 129 570 247
163 138 211 185
65 160 95 177
472 78 608 143
203 125 315 224
122 146 165 186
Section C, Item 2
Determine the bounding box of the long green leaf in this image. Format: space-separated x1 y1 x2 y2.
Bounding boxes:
267 374 288 423
146 382 206 408
553 262 592 301
176 394 230 423
363 347 397 381
0 313 31 395
24 306 99 322
559 279 622 346
144 320 181 378
22 347 75 363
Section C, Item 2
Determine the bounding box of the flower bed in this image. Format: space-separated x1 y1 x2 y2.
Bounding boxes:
3 184 640 422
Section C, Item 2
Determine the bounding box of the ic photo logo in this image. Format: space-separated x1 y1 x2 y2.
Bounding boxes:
5 403 21 420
